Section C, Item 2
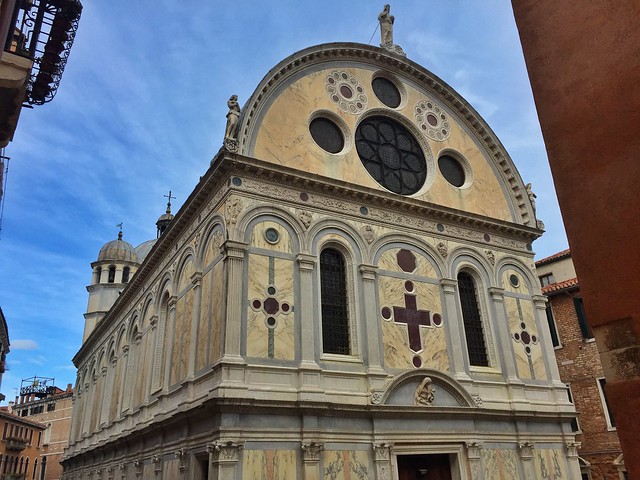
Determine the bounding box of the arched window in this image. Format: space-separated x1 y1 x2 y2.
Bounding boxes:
32 459 37 479
457 271 489 367
95 266 102 284
122 267 130 283
108 266 116 283
320 248 350 355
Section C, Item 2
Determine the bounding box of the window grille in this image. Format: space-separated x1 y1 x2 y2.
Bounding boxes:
320 248 350 355
457 272 489 366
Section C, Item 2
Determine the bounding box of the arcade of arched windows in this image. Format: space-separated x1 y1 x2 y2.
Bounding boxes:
71 209 553 442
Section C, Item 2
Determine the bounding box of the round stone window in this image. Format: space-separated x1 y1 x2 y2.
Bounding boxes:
309 117 344 154
355 116 427 195
372 77 401 108
509 274 520 288
438 154 466 187
264 228 280 244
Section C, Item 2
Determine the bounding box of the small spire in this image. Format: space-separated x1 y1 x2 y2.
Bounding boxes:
116 222 123 240
157 191 176 238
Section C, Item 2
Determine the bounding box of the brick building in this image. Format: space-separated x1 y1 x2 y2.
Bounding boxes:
536 250 625 479
10 379 74 480
0 408 46 479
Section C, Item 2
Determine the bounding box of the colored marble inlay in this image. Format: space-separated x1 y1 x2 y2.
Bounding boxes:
385 294 438 353
396 249 417 272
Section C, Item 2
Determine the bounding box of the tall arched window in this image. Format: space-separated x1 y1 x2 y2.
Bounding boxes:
320 248 350 355
457 271 489 367
95 266 102 284
108 266 116 283
122 267 130 283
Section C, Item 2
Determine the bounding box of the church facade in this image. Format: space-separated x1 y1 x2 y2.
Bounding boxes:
62 39 580 479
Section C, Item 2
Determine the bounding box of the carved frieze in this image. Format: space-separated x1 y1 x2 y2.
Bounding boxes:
414 377 436 405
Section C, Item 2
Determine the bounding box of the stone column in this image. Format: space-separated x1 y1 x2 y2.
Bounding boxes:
209 442 243 480
373 443 392 480
360 265 386 379
532 294 564 386
188 272 203 380
301 442 324 480
564 441 581 480
220 241 248 364
440 278 471 381
114 266 124 284
488 287 520 382
465 442 482 480
162 297 178 391
518 442 535 480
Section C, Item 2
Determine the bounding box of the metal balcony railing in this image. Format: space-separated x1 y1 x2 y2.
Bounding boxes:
4 0 82 105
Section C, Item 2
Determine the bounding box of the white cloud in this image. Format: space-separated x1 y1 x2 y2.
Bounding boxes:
11 340 38 350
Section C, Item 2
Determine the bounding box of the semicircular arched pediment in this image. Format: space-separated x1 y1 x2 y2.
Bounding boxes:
377 369 476 407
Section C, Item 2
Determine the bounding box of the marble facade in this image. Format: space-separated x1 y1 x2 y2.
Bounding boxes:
63 43 579 479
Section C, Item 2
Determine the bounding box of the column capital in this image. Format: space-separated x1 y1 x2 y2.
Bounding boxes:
465 441 483 460
439 278 457 293
209 441 244 463
222 240 249 259
149 315 159 328
373 443 392 462
301 442 324 463
296 253 316 270
488 287 505 301
168 295 178 309
359 264 379 280
531 294 548 308
565 441 581 458
518 442 534 460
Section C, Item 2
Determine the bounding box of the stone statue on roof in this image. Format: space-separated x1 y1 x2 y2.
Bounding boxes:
378 5 406 57
224 94 240 152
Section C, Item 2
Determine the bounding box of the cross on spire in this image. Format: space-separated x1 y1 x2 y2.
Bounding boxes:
164 190 176 214
116 222 123 240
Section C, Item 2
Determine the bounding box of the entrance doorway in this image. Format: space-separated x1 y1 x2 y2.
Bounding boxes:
397 454 453 480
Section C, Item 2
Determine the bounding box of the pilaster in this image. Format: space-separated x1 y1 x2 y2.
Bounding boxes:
297 254 322 397
565 441 581 480
301 442 324 480
532 294 564 385
360 264 386 380
163 296 178 392
209 441 243 480
488 287 520 382
373 443 392 480
465 442 482 480
188 272 203 380
220 241 248 364
518 442 535 480
440 278 471 380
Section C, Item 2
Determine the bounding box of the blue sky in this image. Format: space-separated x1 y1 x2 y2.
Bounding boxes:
0 1 567 400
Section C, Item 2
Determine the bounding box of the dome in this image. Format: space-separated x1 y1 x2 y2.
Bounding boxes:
97 232 139 264
135 239 156 262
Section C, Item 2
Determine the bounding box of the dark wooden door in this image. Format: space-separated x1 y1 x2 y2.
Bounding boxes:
397 454 453 480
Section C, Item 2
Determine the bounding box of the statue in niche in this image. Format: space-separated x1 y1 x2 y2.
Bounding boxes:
414 377 436 405
224 95 241 152
378 4 394 46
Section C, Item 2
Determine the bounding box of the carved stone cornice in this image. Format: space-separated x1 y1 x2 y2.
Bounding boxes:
439 278 457 293
359 264 378 280
488 287 505 301
296 253 316 271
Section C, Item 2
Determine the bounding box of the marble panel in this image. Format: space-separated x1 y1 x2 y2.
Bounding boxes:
322 450 371 480
178 257 195 292
534 449 566 480
181 289 194 379
242 449 297 480
502 269 530 294
247 254 295 360
504 296 546 381
379 276 448 371
481 449 520 480
504 296 531 380
170 297 184 385
377 248 437 278
252 66 513 222
251 221 293 254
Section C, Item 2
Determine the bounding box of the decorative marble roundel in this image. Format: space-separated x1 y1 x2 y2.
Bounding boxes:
415 98 451 141
326 71 367 114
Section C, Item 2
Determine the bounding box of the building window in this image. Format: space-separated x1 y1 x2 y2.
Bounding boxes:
574 297 594 339
320 248 350 355
539 273 555 287
108 266 116 283
566 384 580 432
457 271 489 367
597 377 616 429
95 266 102 284
122 267 130 283
545 305 561 348
47 403 55 412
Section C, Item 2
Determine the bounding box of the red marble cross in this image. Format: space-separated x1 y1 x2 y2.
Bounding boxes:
392 294 432 352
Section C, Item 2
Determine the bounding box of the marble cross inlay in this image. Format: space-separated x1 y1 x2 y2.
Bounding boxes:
381 280 442 353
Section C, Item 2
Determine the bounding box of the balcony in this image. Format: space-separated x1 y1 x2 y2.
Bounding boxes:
0 0 82 146
4 435 26 451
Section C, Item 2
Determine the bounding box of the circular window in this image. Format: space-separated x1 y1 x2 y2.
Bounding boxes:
438 155 465 187
264 228 279 244
266 317 277 328
372 77 401 108
509 274 520 288
309 117 344 154
355 116 427 195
